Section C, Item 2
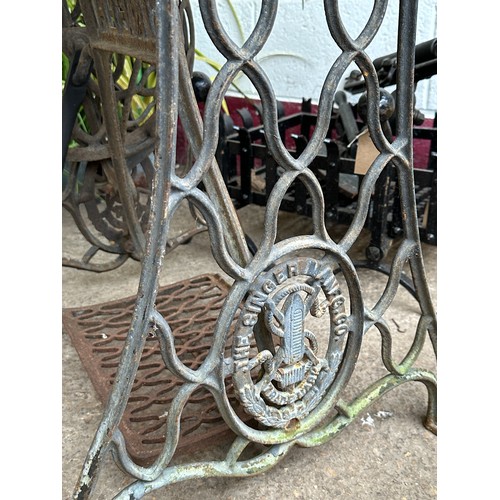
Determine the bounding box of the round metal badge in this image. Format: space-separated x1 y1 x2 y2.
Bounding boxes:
232 257 349 428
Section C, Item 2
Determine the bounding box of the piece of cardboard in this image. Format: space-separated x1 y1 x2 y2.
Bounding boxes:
354 129 380 175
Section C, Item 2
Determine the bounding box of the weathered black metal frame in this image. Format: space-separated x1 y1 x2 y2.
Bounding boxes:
70 1 437 498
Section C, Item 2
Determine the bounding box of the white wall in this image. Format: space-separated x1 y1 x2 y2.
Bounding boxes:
191 0 437 116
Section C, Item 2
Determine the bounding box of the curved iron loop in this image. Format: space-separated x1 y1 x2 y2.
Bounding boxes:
370 238 418 320
378 313 433 376
324 0 389 51
176 43 251 266
200 0 278 61
254 167 330 259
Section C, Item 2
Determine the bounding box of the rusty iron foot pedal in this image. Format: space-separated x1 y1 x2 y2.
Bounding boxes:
69 1 437 498
63 274 254 467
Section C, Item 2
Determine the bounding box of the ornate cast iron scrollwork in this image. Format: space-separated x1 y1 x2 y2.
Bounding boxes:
62 0 202 272
71 0 437 498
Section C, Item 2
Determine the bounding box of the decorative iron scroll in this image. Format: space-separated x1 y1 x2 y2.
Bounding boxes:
72 0 437 498
62 0 201 272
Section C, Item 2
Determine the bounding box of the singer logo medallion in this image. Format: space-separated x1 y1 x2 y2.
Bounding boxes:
232 257 348 428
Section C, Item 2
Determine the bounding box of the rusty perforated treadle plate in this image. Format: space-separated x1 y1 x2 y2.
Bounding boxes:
63 274 253 466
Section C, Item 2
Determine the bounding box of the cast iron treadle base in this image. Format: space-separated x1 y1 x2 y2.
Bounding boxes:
63 274 252 466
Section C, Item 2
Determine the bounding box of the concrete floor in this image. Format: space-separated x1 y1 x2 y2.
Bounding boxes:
62 202 437 500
